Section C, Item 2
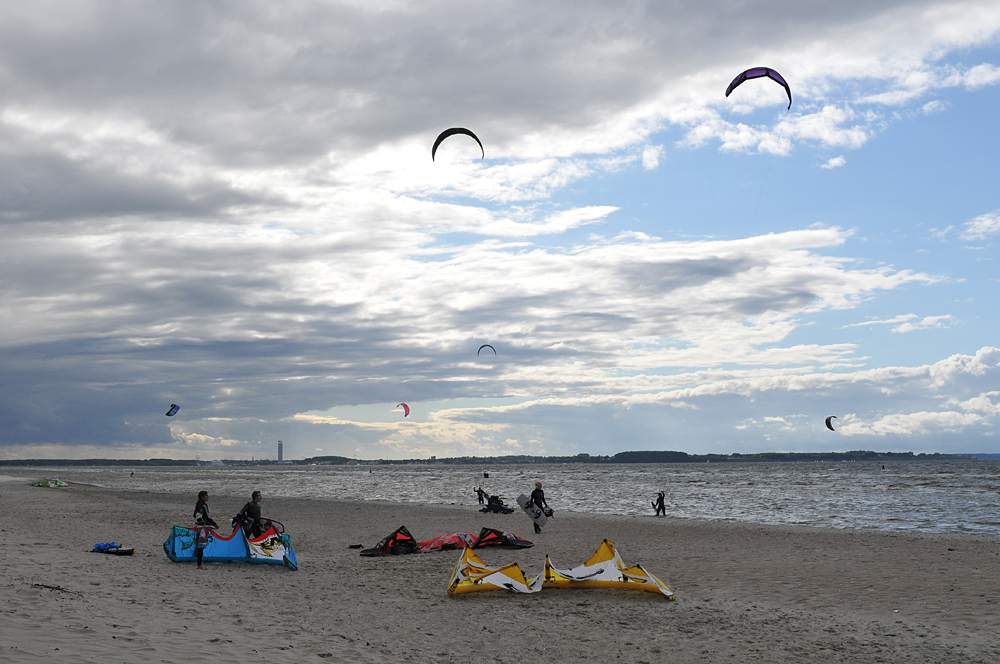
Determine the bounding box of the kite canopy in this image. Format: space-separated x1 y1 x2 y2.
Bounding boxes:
431 127 484 161
397 403 410 417
360 525 418 557
448 539 674 599
163 525 298 570
825 415 837 431
165 404 179 417
362 526 533 556
725 66 792 109
477 344 496 357
33 478 68 488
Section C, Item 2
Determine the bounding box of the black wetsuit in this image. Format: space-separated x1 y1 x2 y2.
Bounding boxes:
475 488 487 505
241 500 263 538
193 500 219 529
530 488 548 533
653 492 666 516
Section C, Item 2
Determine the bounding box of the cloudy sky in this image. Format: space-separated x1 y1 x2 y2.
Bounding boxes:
1 1 999 460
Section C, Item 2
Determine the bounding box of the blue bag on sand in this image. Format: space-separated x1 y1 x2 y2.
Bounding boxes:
94 542 119 552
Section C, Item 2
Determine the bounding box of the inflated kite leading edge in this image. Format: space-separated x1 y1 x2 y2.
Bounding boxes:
431 128 484 161
725 67 792 110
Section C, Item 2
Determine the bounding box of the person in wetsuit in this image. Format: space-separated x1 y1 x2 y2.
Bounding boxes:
193 490 219 569
475 487 488 505
529 481 549 534
652 490 666 516
239 491 263 538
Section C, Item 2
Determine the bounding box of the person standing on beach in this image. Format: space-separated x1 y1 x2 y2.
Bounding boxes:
530 481 549 534
193 491 218 570
475 487 487 505
652 491 666 516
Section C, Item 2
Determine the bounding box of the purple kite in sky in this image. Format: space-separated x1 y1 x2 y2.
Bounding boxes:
397 403 410 417
725 67 792 110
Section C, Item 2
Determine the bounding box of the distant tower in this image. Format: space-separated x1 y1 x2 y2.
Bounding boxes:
278 440 283 462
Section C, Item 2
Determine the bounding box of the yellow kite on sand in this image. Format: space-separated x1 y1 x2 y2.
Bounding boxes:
447 539 674 599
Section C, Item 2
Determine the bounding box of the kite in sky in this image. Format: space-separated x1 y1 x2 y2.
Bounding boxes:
166 404 180 417
431 128 484 161
825 416 837 431
725 67 792 110
397 403 410 417
477 344 496 356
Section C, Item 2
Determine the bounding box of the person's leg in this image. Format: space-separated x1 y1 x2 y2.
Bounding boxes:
196 547 205 569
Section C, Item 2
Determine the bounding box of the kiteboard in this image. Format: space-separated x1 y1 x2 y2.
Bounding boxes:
517 494 547 529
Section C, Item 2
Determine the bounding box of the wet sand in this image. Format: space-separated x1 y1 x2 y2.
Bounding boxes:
1 476 998 663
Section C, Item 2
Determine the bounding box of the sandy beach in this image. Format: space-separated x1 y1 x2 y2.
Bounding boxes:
1 476 998 663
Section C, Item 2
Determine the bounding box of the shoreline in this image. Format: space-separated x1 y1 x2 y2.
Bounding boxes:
3 479 999 662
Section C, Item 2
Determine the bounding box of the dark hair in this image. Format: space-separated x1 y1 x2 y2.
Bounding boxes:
198 490 208 500
252 490 261 500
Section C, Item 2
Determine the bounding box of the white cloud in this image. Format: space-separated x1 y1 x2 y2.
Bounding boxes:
960 209 1000 241
920 100 948 114
821 156 846 169
841 313 954 333
641 145 662 170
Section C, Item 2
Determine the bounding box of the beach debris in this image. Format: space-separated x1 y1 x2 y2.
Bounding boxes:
396 402 410 417
33 478 68 488
448 539 675 599
725 66 792 109
825 415 837 431
361 526 533 556
477 344 496 357
431 127 484 161
166 404 180 416
32 583 81 596
164 524 298 570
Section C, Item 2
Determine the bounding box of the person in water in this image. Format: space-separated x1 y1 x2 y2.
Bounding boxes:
529 481 550 534
475 487 488 505
652 491 666 516
193 490 218 570
239 491 263 538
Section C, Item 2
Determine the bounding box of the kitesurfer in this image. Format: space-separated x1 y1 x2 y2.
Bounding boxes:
652 491 666 517
475 487 488 505
240 491 263 538
529 481 550 534
194 491 219 529
193 491 218 570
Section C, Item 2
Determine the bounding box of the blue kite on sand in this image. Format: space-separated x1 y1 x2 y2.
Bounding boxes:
164 523 298 570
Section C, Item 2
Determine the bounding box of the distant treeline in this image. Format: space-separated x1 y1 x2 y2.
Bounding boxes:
0 450 973 467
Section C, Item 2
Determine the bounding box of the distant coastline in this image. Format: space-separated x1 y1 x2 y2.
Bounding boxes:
0 449 982 467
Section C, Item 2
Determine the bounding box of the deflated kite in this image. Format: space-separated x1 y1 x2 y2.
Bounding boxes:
432 128 484 161
726 67 792 110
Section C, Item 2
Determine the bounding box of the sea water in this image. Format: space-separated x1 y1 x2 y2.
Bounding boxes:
8 459 1000 536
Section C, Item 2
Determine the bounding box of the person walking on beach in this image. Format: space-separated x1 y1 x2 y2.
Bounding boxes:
475 487 488 505
530 481 549 534
239 491 263 538
193 490 218 570
652 491 666 517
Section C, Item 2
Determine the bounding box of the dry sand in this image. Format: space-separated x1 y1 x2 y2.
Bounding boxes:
1 475 998 663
